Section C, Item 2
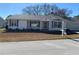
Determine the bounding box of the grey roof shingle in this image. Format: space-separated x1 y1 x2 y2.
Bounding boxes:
6 14 67 21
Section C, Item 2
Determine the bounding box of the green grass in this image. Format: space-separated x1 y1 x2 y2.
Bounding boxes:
0 28 6 32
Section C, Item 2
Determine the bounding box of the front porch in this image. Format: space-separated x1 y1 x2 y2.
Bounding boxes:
7 20 64 31
26 20 63 31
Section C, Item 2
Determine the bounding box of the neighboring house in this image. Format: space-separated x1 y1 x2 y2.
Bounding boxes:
66 17 79 31
0 17 5 28
6 14 69 32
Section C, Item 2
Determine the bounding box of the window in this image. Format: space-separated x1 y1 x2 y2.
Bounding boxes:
52 21 54 28
9 20 18 26
52 21 62 28
42 21 49 29
30 21 40 28
58 22 62 28
54 22 58 28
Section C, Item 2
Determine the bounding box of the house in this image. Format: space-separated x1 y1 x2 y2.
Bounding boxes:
6 14 68 33
66 17 79 32
0 17 5 28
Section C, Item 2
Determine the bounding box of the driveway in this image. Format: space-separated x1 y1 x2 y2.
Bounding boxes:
0 39 79 55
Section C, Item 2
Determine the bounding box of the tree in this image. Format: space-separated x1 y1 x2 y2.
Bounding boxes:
23 4 41 15
7 15 12 17
51 8 72 18
22 3 72 18
22 4 59 15
74 15 79 18
73 15 79 20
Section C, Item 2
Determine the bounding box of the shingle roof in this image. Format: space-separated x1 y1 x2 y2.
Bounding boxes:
6 14 67 21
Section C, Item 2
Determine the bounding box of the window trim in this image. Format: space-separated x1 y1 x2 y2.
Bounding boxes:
51 21 62 28
9 19 18 27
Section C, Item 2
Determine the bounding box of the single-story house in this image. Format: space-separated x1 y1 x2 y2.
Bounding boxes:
6 14 79 34
6 14 68 32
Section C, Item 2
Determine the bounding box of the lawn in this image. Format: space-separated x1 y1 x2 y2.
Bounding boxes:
0 28 79 42
0 28 6 32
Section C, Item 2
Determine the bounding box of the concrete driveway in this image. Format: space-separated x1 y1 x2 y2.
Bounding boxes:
0 39 79 55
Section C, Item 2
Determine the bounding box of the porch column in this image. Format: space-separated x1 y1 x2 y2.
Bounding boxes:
61 21 66 36
49 21 52 30
6 20 10 29
7 20 9 26
40 21 42 30
27 20 31 29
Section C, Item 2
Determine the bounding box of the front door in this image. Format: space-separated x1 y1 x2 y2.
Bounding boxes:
42 21 49 30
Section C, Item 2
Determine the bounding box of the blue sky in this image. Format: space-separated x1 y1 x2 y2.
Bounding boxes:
0 3 79 19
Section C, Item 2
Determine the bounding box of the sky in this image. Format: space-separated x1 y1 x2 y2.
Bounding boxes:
0 3 79 19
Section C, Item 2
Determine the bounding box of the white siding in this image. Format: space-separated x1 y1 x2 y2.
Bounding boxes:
67 21 79 30
8 26 17 29
49 21 52 30
18 20 27 29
